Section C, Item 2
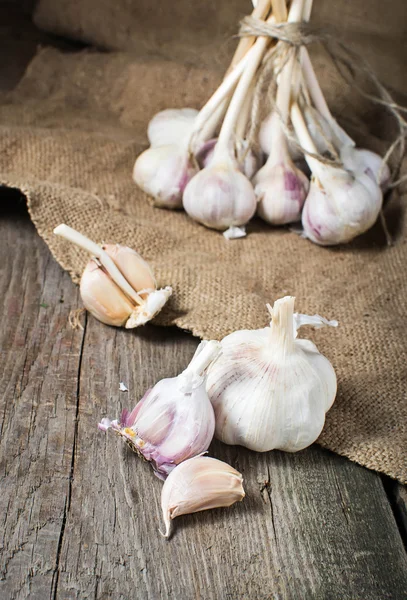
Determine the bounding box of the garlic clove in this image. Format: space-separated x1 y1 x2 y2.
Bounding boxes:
147 108 198 147
102 244 156 299
206 297 337 453
183 156 257 231
54 225 172 328
254 162 310 225
160 455 245 538
98 341 220 479
80 260 135 327
133 144 198 209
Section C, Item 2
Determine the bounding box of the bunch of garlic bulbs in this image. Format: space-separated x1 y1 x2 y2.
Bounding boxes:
54 224 172 328
132 0 390 245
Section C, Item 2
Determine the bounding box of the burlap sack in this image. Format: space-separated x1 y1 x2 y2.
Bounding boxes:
1 1 406 482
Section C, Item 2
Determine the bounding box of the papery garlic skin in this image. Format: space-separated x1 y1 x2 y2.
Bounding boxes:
147 108 198 147
183 155 257 231
206 297 337 452
161 455 245 538
133 145 198 209
302 169 383 245
99 341 220 479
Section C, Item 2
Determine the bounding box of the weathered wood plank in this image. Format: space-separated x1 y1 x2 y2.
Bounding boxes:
55 312 407 600
0 198 85 600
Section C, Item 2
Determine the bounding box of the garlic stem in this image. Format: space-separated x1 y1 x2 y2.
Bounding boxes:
227 0 271 73
303 0 313 20
300 47 354 148
268 296 295 352
214 20 273 158
191 46 257 145
290 102 325 178
53 224 145 307
270 0 287 22
181 340 221 384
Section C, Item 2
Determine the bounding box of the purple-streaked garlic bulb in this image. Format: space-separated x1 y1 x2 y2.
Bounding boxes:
98 341 220 479
340 146 391 192
254 114 309 225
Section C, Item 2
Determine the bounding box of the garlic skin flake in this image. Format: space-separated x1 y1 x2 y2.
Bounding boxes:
99 341 220 479
206 297 337 453
161 455 245 538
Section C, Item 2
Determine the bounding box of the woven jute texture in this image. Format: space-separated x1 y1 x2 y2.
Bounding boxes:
1 0 406 482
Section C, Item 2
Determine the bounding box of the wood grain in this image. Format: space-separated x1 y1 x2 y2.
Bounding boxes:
0 199 85 599
1 201 407 600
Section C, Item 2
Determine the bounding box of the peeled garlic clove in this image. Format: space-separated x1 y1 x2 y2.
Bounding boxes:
255 162 309 225
161 455 245 538
206 297 337 453
302 169 383 245
98 341 220 479
182 156 257 232
133 144 198 209
147 108 198 147
80 261 135 327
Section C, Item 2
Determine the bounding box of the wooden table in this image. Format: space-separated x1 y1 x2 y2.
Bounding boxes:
1 8 407 599
1 193 407 600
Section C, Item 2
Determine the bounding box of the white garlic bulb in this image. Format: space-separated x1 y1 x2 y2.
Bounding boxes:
133 144 198 209
182 154 257 235
206 296 337 452
161 455 245 538
147 108 199 147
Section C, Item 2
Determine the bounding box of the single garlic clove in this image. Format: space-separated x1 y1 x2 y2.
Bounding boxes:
98 341 220 479
80 260 134 327
206 297 337 453
160 455 245 538
302 170 383 245
183 157 257 231
102 244 156 299
133 144 198 209
147 108 199 147
254 162 310 225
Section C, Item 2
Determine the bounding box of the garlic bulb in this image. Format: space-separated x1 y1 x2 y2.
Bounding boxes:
290 103 383 245
183 154 257 235
254 115 309 225
147 108 198 147
196 138 260 179
301 166 383 246
99 341 220 479
133 144 198 209
206 296 337 452
161 455 245 538
54 224 171 328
